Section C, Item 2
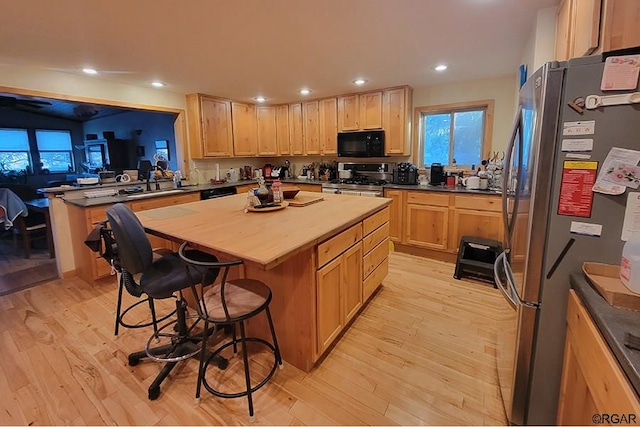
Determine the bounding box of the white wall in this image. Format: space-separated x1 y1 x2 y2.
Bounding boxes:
412 75 518 153
521 6 558 80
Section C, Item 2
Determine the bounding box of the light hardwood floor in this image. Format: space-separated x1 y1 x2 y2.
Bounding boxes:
0 252 508 425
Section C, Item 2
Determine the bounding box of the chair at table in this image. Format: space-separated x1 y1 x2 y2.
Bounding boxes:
105 203 227 400
178 241 283 421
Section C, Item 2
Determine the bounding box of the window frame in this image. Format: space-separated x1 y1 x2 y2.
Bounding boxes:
0 127 33 172
35 129 75 173
413 99 494 169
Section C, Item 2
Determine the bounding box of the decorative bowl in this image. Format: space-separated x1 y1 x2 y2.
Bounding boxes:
282 186 300 199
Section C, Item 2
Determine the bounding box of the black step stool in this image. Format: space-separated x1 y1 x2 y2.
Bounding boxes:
453 236 503 287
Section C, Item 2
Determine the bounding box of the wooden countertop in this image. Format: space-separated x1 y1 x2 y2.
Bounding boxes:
136 191 391 270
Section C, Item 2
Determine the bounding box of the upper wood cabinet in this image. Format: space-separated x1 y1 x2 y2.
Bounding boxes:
256 106 278 156
337 94 360 131
600 0 640 52
337 91 383 131
319 98 338 155
289 103 304 155
303 100 321 155
555 0 640 61
231 102 258 156
383 87 412 156
359 92 383 129
276 105 290 155
186 94 233 158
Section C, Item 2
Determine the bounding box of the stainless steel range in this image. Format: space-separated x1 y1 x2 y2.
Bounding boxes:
321 162 393 197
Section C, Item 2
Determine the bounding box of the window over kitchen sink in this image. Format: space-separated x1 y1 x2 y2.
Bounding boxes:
415 99 493 168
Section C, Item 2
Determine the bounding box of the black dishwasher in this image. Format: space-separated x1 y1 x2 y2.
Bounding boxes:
200 186 237 200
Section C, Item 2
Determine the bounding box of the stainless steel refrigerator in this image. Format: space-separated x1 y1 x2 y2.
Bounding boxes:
494 54 638 425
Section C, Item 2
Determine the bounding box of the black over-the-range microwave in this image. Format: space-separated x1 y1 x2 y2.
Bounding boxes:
337 130 385 157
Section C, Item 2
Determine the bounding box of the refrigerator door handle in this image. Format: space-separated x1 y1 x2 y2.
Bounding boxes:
502 106 522 249
502 251 540 309
494 251 517 310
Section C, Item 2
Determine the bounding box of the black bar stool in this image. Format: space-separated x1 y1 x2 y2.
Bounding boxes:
178 242 283 422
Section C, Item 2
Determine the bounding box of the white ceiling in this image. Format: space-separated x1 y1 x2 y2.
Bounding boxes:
0 0 559 104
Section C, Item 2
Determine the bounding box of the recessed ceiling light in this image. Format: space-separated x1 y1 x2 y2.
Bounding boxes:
300 88 311 95
434 64 448 72
352 79 367 86
151 81 165 88
82 68 98 75
254 96 266 103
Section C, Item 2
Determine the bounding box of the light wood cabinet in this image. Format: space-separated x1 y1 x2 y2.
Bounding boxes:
557 290 640 424
276 105 290 155
383 87 412 156
337 94 360 131
316 231 363 355
68 192 200 283
384 189 405 243
317 255 343 353
256 106 278 156
359 91 383 130
405 191 449 250
450 209 503 251
338 91 383 132
319 98 338 155
555 0 640 61
600 0 640 52
303 100 321 155
231 102 258 156
186 94 233 158
289 103 304 155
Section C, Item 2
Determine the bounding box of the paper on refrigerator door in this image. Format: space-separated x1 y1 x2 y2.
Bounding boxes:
622 192 640 241
593 147 640 195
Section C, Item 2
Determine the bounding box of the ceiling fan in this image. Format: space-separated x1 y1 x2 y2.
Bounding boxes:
0 95 52 109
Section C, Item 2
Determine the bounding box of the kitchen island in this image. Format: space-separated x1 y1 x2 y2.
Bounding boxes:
135 191 391 371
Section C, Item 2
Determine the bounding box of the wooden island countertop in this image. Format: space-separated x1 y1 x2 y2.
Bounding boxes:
136 191 391 270
135 191 392 371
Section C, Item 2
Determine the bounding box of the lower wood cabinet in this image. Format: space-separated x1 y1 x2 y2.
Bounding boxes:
385 189 405 242
557 290 640 424
315 206 389 356
69 192 200 283
450 208 503 249
406 204 449 250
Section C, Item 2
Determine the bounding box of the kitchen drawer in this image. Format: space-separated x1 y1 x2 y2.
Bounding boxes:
363 238 389 278
362 222 389 254
454 195 501 212
363 207 389 236
317 222 362 268
95 256 113 278
130 193 199 211
407 192 449 207
363 256 388 301
89 206 110 224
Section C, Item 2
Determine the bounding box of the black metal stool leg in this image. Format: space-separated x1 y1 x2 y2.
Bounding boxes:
195 319 209 400
265 306 283 367
238 321 255 420
114 274 125 336
147 297 159 335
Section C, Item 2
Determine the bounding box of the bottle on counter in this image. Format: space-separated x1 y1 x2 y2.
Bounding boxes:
273 179 282 204
621 231 640 293
173 170 183 188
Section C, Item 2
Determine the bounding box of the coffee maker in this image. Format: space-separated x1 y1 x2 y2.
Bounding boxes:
430 163 445 185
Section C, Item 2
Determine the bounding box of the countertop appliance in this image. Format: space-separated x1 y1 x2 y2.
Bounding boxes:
337 130 385 157
321 162 393 196
393 162 418 185
429 163 445 185
494 54 640 425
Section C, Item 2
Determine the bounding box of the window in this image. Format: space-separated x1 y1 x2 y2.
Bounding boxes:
416 100 493 168
35 129 74 172
0 128 31 172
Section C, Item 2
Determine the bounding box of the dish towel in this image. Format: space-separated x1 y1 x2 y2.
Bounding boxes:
0 188 27 230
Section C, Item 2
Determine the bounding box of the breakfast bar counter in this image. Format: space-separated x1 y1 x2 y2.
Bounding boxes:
136 191 392 371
